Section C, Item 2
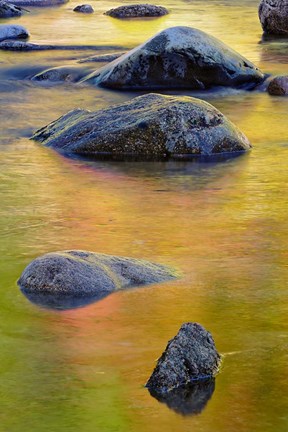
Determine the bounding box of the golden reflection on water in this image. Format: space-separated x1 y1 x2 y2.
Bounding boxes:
1 0 288 431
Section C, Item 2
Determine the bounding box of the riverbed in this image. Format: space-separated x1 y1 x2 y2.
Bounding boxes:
0 0 288 431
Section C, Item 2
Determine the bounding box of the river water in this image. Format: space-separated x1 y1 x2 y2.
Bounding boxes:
0 0 288 431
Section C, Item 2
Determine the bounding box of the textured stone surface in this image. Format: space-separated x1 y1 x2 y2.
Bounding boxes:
267 75 288 95
0 0 23 18
259 0 288 35
0 40 55 50
104 4 168 18
78 52 126 63
18 250 176 301
146 323 221 395
31 93 251 158
83 26 264 90
0 24 29 41
31 66 88 83
73 4 94 13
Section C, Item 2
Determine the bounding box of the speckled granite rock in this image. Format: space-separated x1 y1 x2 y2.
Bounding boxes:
31 93 252 158
267 75 288 95
18 250 176 301
104 4 168 18
73 4 94 13
146 323 221 395
0 0 23 18
83 26 264 90
259 0 288 35
0 24 29 41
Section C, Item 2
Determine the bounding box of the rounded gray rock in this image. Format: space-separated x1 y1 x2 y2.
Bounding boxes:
0 0 23 18
259 0 288 35
146 322 221 395
267 75 288 95
73 4 94 13
31 93 251 158
83 26 264 90
104 4 168 18
18 250 176 299
0 24 29 41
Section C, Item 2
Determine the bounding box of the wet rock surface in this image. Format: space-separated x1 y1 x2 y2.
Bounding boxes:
146 323 221 395
78 52 126 63
10 0 68 6
259 0 288 35
104 4 168 18
0 24 29 41
148 379 215 415
73 4 94 13
0 40 55 50
31 65 89 82
31 93 251 158
0 0 23 18
83 26 264 90
18 250 176 305
267 75 288 95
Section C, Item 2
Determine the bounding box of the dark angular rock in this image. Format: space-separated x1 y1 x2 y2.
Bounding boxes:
82 26 264 90
259 0 288 35
146 323 221 395
31 93 251 158
0 24 29 42
267 75 288 95
104 4 168 18
18 250 177 305
0 0 23 18
73 4 94 13
149 379 215 416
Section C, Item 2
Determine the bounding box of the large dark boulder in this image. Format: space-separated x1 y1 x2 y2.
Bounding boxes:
31 93 251 158
104 4 168 18
82 26 264 90
18 250 176 307
0 0 23 18
146 323 221 395
0 24 29 41
259 0 288 35
267 75 288 95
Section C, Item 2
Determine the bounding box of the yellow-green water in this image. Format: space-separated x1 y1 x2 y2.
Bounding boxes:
0 1 288 431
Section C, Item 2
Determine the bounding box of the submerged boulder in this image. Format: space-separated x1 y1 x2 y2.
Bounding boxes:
0 24 29 41
18 250 176 304
146 323 221 395
267 75 288 95
31 66 89 83
259 0 288 35
31 93 251 158
104 4 168 18
83 26 264 90
73 4 94 13
0 0 23 18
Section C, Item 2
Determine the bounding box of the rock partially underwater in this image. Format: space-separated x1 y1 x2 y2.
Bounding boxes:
73 4 94 13
31 93 251 158
267 75 288 95
146 323 221 395
83 26 264 90
0 0 23 18
259 0 288 35
104 4 168 18
18 250 176 309
0 24 29 41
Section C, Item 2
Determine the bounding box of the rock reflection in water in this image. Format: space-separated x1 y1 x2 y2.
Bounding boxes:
20 290 105 310
148 379 215 416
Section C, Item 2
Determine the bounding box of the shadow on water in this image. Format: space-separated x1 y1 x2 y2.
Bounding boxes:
148 379 215 416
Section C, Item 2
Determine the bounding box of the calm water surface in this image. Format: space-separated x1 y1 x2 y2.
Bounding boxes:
1 1 288 431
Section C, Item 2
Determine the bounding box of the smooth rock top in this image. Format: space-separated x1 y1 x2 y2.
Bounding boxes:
259 0 288 35
18 250 176 300
31 93 251 158
104 4 168 18
267 75 288 95
146 323 221 395
83 26 264 90
0 0 23 18
73 4 94 13
0 24 29 41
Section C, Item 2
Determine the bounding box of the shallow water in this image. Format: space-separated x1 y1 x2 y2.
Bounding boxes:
1 0 288 431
